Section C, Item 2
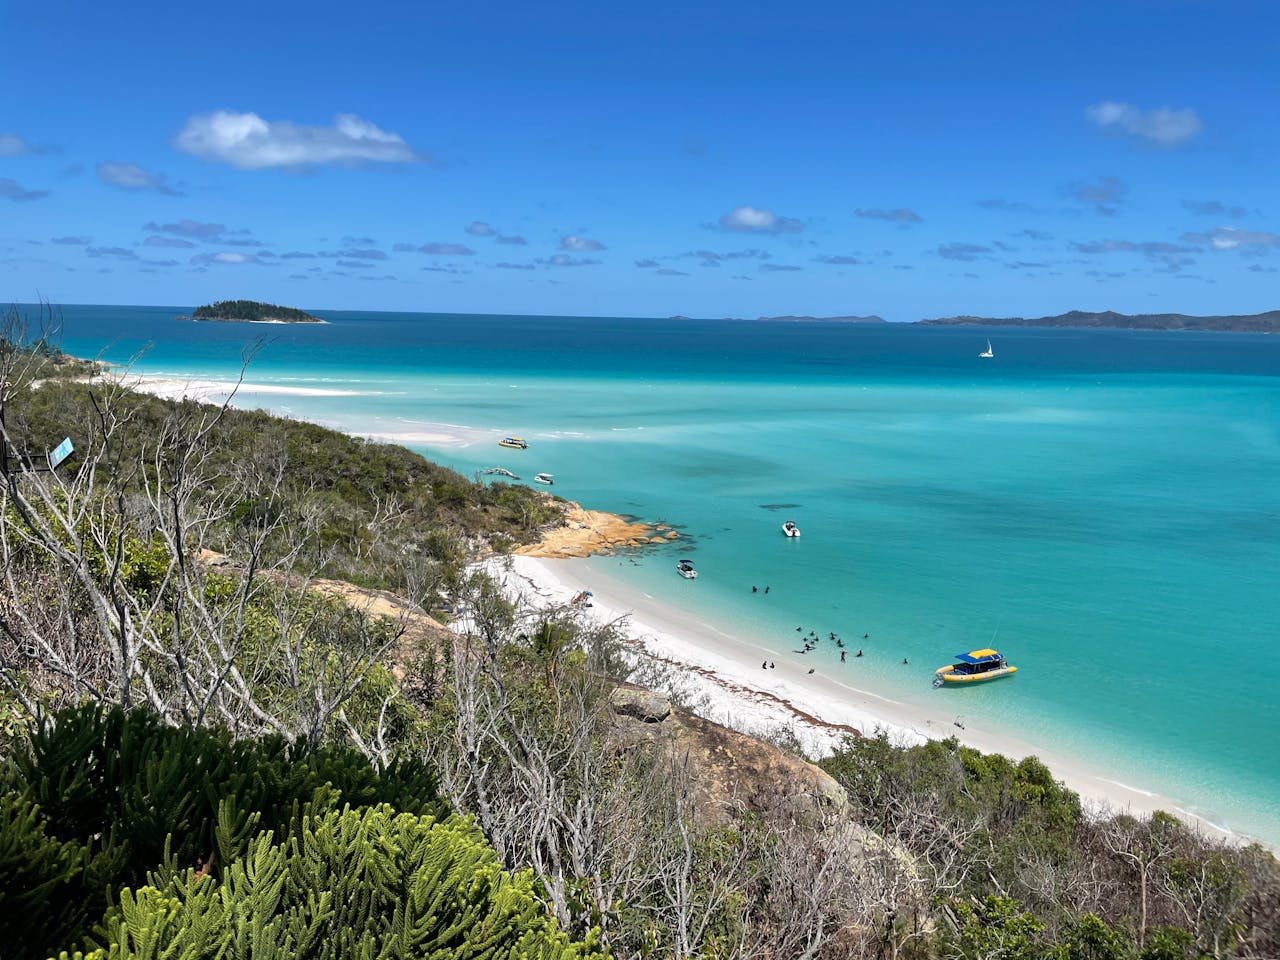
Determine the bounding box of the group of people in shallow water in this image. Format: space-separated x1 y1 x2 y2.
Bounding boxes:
753 584 912 673
753 584 894 673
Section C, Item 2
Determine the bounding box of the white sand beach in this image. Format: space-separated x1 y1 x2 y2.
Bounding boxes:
478 553 1241 842
97 367 1250 845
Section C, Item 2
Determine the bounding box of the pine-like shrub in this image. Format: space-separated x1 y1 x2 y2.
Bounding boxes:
2 705 445 959
62 804 602 960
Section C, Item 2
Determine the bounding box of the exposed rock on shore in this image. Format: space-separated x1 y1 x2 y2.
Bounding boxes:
515 500 678 558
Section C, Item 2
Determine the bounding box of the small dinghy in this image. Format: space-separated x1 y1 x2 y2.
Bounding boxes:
675 559 698 580
781 520 801 538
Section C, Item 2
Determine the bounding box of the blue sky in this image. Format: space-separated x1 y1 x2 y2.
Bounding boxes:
2 0 1278 320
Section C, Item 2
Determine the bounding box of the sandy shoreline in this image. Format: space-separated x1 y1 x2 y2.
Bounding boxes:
93 367 1257 846
480 553 1247 844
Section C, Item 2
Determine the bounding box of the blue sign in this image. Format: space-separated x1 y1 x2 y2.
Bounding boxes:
48 437 74 470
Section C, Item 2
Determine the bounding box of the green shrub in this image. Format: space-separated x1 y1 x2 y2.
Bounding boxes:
2 705 445 959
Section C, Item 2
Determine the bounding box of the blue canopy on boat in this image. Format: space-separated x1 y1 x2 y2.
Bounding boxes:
955 650 1004 664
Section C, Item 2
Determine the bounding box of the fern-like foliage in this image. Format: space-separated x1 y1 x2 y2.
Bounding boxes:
2 705 445 960
75 805 603 960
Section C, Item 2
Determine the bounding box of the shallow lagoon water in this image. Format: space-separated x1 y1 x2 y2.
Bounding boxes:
52 304 1280 843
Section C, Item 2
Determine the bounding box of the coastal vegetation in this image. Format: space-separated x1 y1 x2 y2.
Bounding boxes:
917 309 1280 333
186 299 326 323
1 304 1278 959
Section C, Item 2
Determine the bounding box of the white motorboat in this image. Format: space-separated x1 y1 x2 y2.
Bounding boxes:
781 520 801 538
675 559 698 579
979 339 994 358
534 472 554 485
484 467 519 479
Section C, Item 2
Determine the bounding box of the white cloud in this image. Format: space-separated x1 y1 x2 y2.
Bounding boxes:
717 205 803 234
855 207 922 224
1182 226 1280 251
560 234 606 252
418 242 475 255
175 110 421 169
466 221 497 236
0 133 36 156
144 219 230 240
0 178 49 202
541 254 600 267
97 162 182 195
1085 101 1203 146
190 251 272 266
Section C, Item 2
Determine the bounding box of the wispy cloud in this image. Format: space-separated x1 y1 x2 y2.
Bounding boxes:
190 251 273 266
1181 226 1280 251
0 133 50 156
143 235 196 249
144 219 235 241
466 221 497 236
937 242 991 261
175 110 424 170
86 246 137 260
635 259 659 268
494 262 536 270
1182 200 1250 219
50 235 90 245
97 162 182 195
760 263 802 271
416 242 475 256
1069 176 1126 215
329 248 387 261
656 267 688 276
1085 101 1202 146
0 178 50 202
977 198 1030 212
812 254 861 265
540 254 600 267
497 234 527 245
560 234 606 252
717 205 803 234
854 207 922 224
1013 228 1054 241
1070 237 1197 271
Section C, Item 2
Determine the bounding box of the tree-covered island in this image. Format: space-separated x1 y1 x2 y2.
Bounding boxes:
181 299 327 324
919 308 1280 333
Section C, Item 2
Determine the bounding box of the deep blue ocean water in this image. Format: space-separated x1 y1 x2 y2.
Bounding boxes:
43 304 1280 843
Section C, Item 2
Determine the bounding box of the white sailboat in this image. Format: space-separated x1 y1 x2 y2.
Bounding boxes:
979 339 994 358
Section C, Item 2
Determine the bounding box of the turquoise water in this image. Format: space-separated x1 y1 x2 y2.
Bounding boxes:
49 304 1280 843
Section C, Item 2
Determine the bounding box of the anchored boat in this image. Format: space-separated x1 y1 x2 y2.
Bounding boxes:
781 520 801 538
675 559 698 580
979 339 994 359
498 436 529 449
933 648 1017 687
534 472 554 485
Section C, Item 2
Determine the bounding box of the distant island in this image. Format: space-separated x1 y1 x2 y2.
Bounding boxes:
758 315 886 324
918 308 1280 333
180 300 327 324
